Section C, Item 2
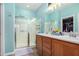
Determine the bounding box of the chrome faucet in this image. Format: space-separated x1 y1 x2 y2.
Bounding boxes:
69 32 76 37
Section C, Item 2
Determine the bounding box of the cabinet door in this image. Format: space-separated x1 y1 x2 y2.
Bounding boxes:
36 35 42 56
43 36 52 56
62 41 79 56
52 39 63 56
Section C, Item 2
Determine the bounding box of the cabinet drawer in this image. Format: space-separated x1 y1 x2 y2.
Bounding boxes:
36 36 42 43
43 36 52 44
43 36 52 49
53 38 79 49
61 40 79 49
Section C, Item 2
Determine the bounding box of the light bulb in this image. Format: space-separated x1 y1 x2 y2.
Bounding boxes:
26 5 30 8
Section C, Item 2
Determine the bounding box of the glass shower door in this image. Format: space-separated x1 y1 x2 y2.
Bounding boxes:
15 18 36 48
15 18 28 48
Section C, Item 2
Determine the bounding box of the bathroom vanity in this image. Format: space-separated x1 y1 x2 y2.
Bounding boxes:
36 33 79 56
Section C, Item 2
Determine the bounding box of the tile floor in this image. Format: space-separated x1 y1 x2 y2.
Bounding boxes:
15 47 38 56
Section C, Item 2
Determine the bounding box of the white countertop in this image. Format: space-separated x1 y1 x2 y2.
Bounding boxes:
36 33 79 44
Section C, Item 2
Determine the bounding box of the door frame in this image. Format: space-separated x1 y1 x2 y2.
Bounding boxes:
13 4 16 55
1 3 5 56
0 4 16 56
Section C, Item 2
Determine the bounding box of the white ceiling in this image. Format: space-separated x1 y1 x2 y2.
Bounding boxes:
16 3 43 11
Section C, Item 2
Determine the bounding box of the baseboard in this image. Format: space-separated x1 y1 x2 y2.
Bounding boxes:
5 51 15 56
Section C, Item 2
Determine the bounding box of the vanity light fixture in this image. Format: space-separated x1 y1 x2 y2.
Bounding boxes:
26 5 30 8
48 5 54 11
48 3 61 11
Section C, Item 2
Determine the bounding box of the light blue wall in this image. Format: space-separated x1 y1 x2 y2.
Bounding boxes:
59 4 79 32
36 3 60 33
49 4 79 32
37 3 79 33
4 3 36 54
15 4 35 19
36 4 48 33
4 3 15 54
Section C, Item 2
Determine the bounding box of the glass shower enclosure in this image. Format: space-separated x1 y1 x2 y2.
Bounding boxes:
15 17 36 48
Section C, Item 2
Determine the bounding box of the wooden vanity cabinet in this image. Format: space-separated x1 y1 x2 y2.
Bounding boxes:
61 41 79 56
36 35 79 56
36 35 52 56
52 39 79 56
42 36 52 56
36 35 43 56
52 39 63 56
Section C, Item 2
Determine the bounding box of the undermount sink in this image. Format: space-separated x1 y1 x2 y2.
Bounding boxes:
75 36 79 39
58 35 79 41
53 35 70 39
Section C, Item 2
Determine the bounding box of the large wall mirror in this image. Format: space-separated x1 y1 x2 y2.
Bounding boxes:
62 16 73 32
